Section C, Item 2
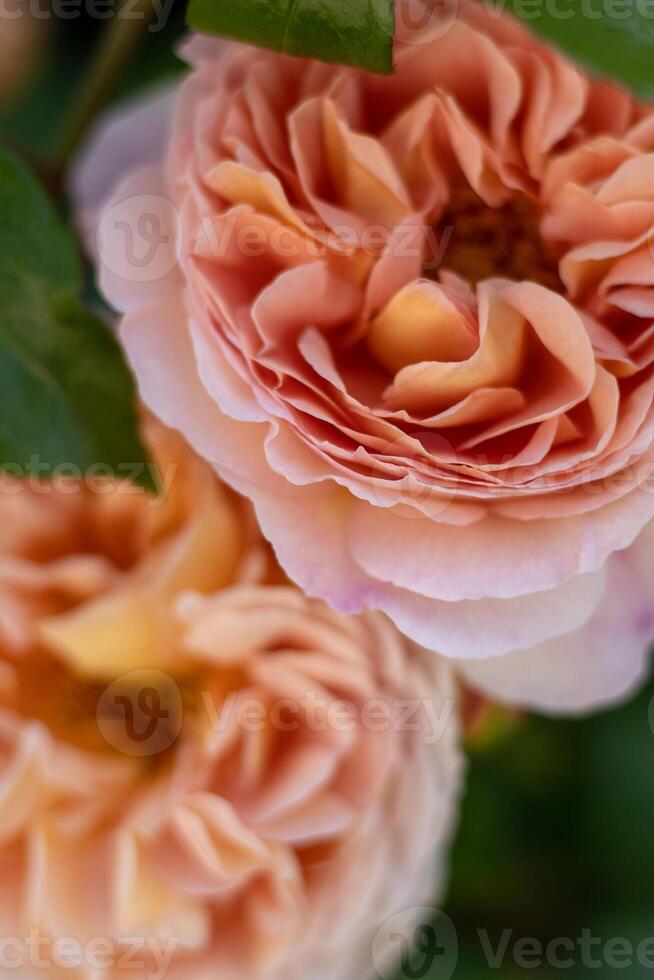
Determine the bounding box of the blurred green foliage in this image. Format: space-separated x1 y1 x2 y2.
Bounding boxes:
504 0 654 98
395 675 654 978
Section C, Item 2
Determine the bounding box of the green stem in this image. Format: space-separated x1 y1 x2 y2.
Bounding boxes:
56 0 155 168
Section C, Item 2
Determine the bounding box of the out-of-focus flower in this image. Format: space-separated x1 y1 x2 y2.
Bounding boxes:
76 0 654 712
0 417 256 667
0 417 462 979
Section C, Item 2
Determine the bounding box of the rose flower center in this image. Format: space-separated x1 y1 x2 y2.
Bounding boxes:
434 190 562 291
362 188 566 383
8 648 207 765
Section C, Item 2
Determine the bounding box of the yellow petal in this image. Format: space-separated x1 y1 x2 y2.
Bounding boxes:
39 591 176 680
368 282 477 374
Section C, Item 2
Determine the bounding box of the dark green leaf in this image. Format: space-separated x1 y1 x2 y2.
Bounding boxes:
502 0 654 98
0 149 153 489
186 0 395 74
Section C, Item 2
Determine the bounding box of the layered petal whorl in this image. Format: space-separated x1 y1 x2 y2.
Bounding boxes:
84 0 654 706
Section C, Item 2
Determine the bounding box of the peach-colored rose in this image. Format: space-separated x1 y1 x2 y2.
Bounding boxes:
0 418 462 979
78 0 654 711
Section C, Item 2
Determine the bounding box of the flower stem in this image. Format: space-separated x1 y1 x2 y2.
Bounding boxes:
56 0 155 168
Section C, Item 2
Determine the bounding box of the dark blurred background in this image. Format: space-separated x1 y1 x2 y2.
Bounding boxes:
1 5 653 976
444 675 654 978
0 0 186 162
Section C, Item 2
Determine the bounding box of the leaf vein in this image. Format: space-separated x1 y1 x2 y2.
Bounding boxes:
282 0 302 51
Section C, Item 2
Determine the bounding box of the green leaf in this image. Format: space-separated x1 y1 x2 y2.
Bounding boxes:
186 0 395 74
502 0 654 98
0 149 153 489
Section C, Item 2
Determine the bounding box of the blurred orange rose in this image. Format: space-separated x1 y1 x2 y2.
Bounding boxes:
0 418 462 979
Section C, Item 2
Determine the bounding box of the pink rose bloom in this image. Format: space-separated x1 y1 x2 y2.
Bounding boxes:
78 0 654 711
0 418 462 979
